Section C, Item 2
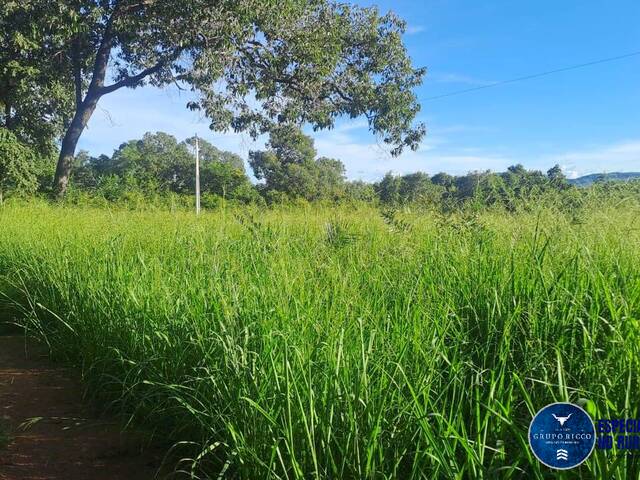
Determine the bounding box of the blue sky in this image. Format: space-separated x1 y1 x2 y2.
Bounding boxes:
78 0 640 181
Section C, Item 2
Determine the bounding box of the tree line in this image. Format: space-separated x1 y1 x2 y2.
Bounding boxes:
7 123 632 210
3 2 637 210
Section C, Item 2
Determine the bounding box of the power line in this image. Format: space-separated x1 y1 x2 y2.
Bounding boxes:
421 50 640 101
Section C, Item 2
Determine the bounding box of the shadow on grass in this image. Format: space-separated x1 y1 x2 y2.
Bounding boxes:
0 282 26 335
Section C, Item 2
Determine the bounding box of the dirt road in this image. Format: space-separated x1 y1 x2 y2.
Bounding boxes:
0 335 163 480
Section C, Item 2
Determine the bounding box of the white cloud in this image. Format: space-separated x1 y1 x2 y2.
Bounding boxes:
79 86 267 172
315 128 640 181
80 84 514 182
78 85 640 183
548 140 640 178
405 25 426 35
313 132 515 181
561 166 581 179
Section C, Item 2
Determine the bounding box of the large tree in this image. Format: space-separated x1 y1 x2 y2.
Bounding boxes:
4 0 425 197
70 131 254 198
250 126 347 201
109 132 194 191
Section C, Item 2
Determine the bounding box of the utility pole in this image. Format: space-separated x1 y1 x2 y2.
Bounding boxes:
195 134 201 215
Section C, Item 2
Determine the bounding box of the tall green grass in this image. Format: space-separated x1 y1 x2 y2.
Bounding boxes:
0 200 639 478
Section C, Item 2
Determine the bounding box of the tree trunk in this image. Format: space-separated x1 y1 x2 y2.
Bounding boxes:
51 5 167 197
4 101 11 129
53 95 100 197
52 8 116 198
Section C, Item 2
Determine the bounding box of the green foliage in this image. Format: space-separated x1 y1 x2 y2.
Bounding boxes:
69 132 256 204
184 137 245 172
375 172 402 205
1 111 628 213
7 118 635 213
373 165 590 212
250 127 347 202
181 2 426 154
0 199 639 478
375 171 444 206
264 127 318 166
56 135 640 212
315 157 347 200
344 180 377 203
431 172 454 188
109 132 193 192
0 1 75 155
0 127 38 202
546 163 570 189
4 0 426 194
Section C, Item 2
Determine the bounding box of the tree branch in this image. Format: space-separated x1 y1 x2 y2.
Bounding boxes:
98 60 166 96
4 101 11 129
72 37 83 108
84 7 118 98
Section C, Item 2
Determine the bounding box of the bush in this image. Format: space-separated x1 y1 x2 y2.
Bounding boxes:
0 128 38 203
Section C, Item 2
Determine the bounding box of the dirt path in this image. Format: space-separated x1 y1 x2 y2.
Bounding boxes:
0 335 164 480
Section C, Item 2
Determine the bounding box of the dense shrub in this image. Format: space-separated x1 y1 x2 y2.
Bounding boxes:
0 127 38 202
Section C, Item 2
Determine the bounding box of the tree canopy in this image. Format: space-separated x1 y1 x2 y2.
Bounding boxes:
0 1 75 155
0 123 595 211
71 131 254 201
0 127 38 202
249 127 346 201
1 0 426 196
184 137 245 172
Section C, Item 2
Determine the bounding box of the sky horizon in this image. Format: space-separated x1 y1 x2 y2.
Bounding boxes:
78 0 640 181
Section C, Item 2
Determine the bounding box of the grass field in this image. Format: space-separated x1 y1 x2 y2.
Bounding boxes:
0 200 639 478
